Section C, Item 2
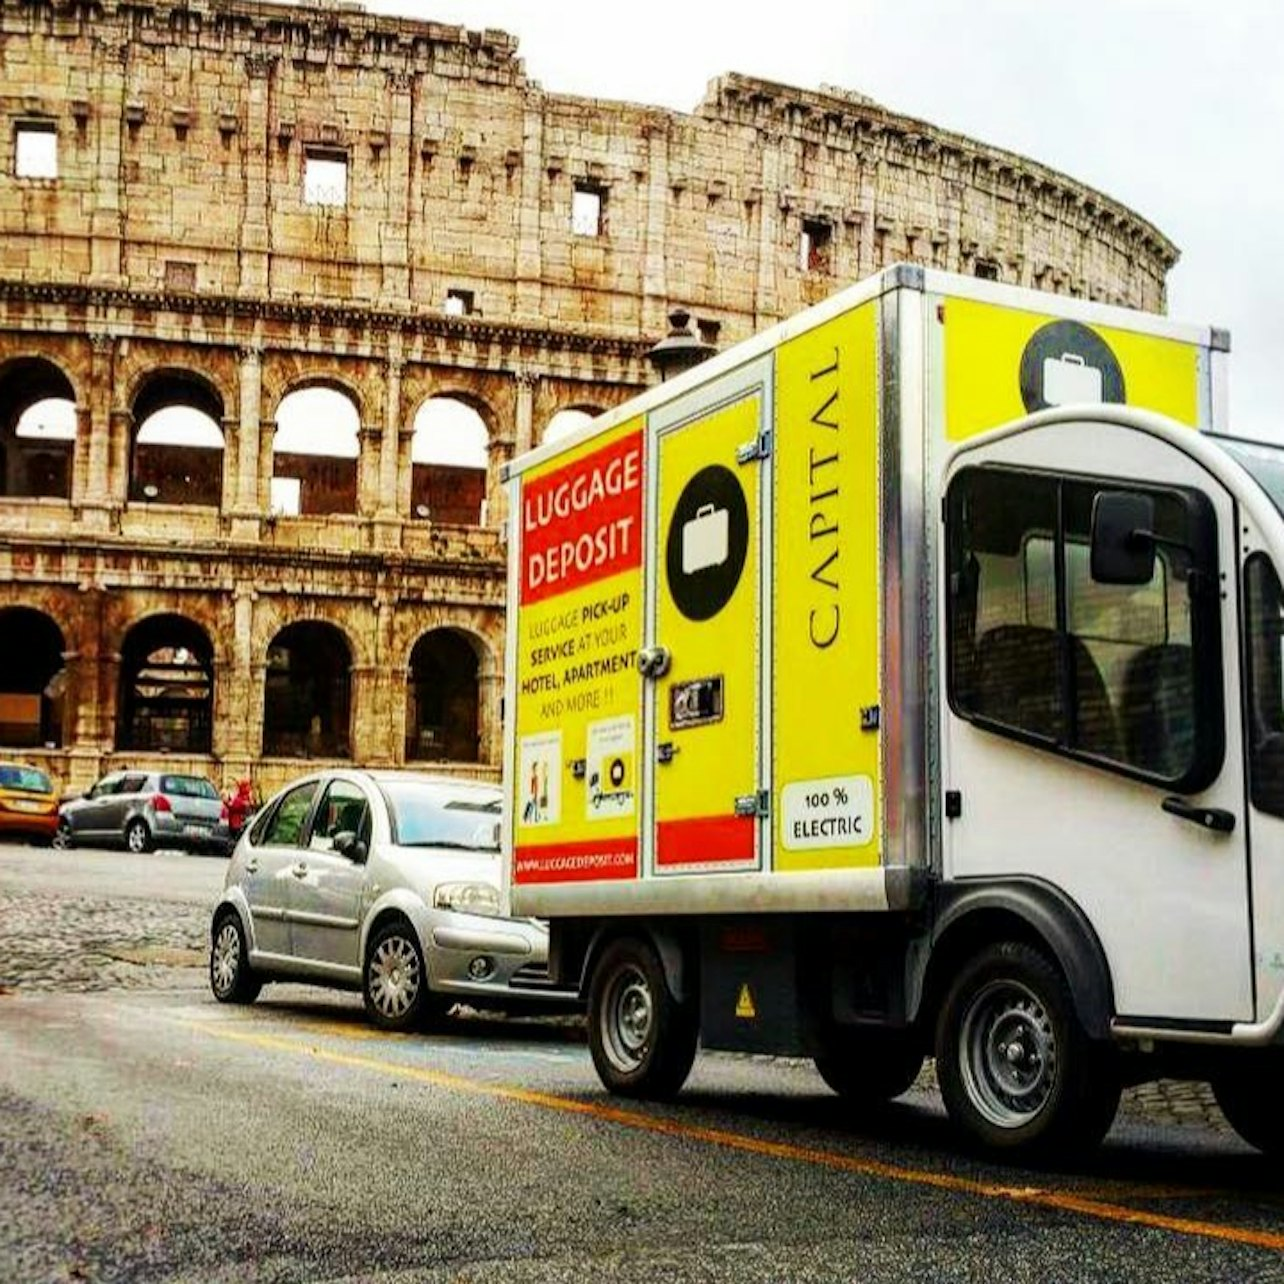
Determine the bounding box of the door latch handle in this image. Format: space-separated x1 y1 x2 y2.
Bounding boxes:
245 859 259 874
1161 797 1236 834
657 742 679 764
637 646 671 679
291 862 309 878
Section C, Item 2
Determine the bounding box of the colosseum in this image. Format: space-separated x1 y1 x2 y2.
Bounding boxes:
0 0 1178 802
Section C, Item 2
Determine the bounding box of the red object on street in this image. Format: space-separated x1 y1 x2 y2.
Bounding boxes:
223 779 258 835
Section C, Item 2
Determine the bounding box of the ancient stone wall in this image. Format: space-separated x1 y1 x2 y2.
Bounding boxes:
0 0 1180 799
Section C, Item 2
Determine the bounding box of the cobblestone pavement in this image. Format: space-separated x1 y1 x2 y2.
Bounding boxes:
0 876 1230 1135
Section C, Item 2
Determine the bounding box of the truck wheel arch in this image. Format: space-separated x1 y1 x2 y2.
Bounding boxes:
914 879 1116 1041
580 921 696 1007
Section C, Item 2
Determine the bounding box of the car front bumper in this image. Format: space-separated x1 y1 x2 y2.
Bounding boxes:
419 910 572 1005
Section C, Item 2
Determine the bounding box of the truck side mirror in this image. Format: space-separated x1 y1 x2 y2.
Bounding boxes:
1090 491 1156 586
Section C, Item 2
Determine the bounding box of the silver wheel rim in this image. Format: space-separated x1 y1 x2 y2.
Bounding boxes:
211 921 241 996
127 823 146 853
600 962 653 1074
958 978 1057 1129
368 934 421 1020
53 822 70 850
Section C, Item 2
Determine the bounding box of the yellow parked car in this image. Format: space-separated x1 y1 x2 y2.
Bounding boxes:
0 762 60 845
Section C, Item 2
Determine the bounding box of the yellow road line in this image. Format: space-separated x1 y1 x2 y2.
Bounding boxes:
186 1019 1284 1255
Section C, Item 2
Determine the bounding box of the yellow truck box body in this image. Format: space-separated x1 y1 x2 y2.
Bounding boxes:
504 265 1227 918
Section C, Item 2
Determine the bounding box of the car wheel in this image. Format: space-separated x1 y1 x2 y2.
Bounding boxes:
935 941 1120 1157
1212 1055 1284 1155
209 910 261 1004
588 936 698 1099
363 919 436 1032
51 819 73 851
814 1028 924 1103
125 818 152 854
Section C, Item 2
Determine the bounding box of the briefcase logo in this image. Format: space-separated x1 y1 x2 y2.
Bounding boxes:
1042 352 1103 406
665 464 749 622
682 503 729 574
1019 319 1125 413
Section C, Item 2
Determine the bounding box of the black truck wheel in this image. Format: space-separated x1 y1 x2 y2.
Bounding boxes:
935 940 1119 1156
1213 1056 1284 1155
588 936 698 1099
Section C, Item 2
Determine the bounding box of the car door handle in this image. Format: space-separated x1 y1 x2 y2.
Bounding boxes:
244 858 258 873
291 862 309 878
1161 796 1236 834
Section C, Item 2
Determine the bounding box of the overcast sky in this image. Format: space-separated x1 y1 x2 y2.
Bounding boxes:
345 0 1281 444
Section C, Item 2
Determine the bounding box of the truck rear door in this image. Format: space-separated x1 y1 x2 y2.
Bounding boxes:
647 359 770 875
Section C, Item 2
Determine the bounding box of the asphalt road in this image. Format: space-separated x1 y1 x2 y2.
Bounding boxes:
2 843 1283 1283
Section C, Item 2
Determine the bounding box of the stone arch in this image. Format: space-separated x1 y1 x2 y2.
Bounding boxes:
408 393 493 525
262 619 353 759
0 355 78 500
404 626 492 763
117 613 215 753
127 368 226 507
0 606 68 748
271 380 363 517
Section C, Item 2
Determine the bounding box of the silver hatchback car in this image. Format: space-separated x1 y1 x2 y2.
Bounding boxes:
209 770 569 1030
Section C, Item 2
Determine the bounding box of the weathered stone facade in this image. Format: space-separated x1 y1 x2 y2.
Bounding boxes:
0 0 1179 799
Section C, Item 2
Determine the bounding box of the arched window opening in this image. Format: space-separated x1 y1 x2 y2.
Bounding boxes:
0 608 67 748
132 406 225 506
410 398 488 525
0 359 76 500
263 622 352 758
406 629 480 763
129 371 225 507
118 614 213 753
542 408 596 447
272 387 360 517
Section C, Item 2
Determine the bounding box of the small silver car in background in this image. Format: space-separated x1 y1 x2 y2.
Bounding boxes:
209 770 570 1030
56 770 231 855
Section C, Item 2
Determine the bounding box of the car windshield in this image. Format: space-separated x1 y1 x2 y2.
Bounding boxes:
160 775 219 799
0 765 52 793
1214 436 1284 519
380 780 501 851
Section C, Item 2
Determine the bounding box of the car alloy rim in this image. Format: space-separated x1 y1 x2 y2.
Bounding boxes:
958 978 1057 1129
601 962 653 1073
369 935 421 1018
127 824 146 852
212 922 240 995
53 822 70 849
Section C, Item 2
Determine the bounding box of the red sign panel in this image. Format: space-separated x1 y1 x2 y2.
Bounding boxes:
520 430 644 605
514 838 639 884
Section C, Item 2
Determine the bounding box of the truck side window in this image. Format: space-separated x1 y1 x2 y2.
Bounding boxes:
1245 553 1284 817
947 466 1223 790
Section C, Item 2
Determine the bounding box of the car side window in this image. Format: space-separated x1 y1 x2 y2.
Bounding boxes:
308 780 371 854
1245 553 1284 818
259 781 318 848
89 776 119 799
947 466 1223 790
119 774 148 794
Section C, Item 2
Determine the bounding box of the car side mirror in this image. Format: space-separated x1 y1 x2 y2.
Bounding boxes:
333 830 369 864
1090 491 1156 586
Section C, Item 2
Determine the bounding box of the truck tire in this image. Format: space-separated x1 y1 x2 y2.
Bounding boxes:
814 1029 924 1103
588 936 698 1099
1212 1057 1284 1155
935 940 1120 1156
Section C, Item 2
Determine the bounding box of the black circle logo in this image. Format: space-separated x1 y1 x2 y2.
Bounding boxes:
1019 320 1125 413
665 464 749 622
608 756 626 789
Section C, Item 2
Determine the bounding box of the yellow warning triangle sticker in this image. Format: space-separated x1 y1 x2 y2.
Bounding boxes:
735 983 756 1019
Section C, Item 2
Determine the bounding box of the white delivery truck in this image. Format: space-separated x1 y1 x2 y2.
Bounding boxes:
501 264 1284 1156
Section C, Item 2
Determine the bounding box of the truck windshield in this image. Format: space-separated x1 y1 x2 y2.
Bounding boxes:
1214 436 1284 519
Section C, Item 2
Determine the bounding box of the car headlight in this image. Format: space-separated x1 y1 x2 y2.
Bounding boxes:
434 882 501 917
